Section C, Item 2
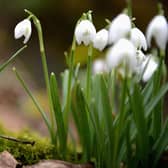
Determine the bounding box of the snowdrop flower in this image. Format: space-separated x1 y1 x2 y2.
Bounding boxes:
75 20 96 46
130 28 147 51
92 59 108 74
106 38 136 71
93 29 108 51
108 14 131 44
141 55 158 82
146 15 168 50
134 50 146 73
14 19 32 44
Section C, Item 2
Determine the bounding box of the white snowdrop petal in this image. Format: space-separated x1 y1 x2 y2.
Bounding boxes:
142 56 158 82
92 59 108 74
130 28 147 51
14 19 32 43
108 14 131 44
134 50 146 74
93 29 108 51
106 38 136 70
75 20 96 46
146 15 168 50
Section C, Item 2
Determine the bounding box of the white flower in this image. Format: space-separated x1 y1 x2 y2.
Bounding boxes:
134 50 146 74
108 14 131 44
93 29 108 51
106 38 136 71
141 55 158 82
14 19 32 44
130 28 147 51
92 59 108 74
146 15 168 50
75 20 96 46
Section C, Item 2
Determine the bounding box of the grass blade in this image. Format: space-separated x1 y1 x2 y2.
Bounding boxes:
0 45 27 72
50 72 67 157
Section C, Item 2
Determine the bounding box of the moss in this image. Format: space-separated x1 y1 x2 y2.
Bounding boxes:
0 127 57 165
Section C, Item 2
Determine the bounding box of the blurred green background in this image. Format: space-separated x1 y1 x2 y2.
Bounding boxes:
0 0 167 134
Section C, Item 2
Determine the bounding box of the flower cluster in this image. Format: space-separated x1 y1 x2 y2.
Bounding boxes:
74 13 167 81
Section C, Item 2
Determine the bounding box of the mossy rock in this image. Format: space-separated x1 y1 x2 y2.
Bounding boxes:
0 126 56 165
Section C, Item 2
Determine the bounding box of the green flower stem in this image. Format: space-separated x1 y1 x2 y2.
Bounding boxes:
86 44 93 102
0 45 27 72
112 69 128 168
25 9 55 143
126 0 132 18
111 69 116 114
64 35 76 133
13 67 52 136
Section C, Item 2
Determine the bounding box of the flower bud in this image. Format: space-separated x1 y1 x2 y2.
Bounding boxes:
75 20 96 46
14 19 32 44
93 29 108 51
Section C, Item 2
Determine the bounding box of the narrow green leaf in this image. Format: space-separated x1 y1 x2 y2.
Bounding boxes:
130 84 149 163
145 83 168 117
50 72 66 156
152 119 168 167
0 45 27 72
74 83 91 161
13 67 51 135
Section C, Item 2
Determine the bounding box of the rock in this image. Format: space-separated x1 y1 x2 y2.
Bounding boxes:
23 160 94 168
0 151 94 168
0 151 18 168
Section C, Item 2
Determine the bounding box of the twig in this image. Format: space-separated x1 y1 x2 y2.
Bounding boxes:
0 135 35 146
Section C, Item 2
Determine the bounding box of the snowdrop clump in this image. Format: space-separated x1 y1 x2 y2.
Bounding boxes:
74 10 167 81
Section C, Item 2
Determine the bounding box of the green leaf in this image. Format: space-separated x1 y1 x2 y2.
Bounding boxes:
145 83 168 117
73 83 91 161
0 45 27 72
50 72 66 157
13 67 51 135
130 84 149 163
152 119 168 167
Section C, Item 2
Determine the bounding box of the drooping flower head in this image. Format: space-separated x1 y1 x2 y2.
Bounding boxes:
108 14 131 44
14 19 32 44
75 20 96 46
93 29 108 51
130 28 147 51
92 59 108 74
146 15 168 50
106 38 136 72
141 55 158 82
134 50 146 74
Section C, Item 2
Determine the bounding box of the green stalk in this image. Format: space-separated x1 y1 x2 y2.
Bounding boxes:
86 44 93 102
64 36 76 129
25 9 55 143
111 69 116 114
13 67 52 137
112 75 127 168
0 45 27 72
126 0 132 18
